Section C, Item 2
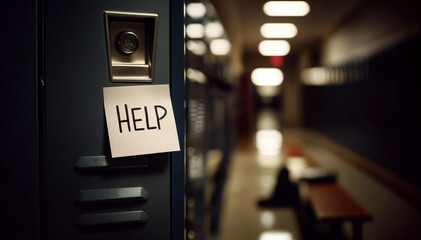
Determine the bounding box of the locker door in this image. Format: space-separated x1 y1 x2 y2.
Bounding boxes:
42 0 183 239
0 1 40 239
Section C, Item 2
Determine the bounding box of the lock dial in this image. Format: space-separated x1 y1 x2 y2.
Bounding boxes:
116 31 139 55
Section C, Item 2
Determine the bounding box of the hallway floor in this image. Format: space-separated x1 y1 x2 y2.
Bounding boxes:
216 108 303 240
217 137 302 240
214 109 421 240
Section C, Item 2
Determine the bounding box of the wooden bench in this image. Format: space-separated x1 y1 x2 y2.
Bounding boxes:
307 183 372 240
283 142 372 240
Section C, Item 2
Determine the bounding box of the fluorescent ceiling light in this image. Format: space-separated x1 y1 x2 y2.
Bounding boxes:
205 22 224 38
186 24 205 39
251 68 284 86
263 1 310 16
260 23 297 38
258 40 290 56
186 2 206 19
187 40 207 56
210 39 231 56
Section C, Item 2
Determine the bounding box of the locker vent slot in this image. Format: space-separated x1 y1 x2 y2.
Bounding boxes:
77 187 149 203
78 210 148 226
76 155 149 170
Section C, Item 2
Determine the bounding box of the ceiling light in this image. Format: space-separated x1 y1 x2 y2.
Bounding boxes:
187 40 207 56
258 40 290 56
186 2 206 19
205 21 224 39
263 1 310 16
251 68 284 86
260 23 297 38
186 24 205 39
210 39 231 56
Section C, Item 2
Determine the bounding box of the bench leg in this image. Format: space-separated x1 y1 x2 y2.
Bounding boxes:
352 221 363 240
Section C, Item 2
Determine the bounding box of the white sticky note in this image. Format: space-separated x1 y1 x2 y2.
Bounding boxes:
103 84 180 158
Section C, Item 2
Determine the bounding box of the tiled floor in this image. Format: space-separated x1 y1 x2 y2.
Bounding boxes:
217 108 302 240
216 139 302 240
215 108 421 240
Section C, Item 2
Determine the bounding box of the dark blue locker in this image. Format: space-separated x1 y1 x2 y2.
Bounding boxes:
0 0 184 239
0 1 41 239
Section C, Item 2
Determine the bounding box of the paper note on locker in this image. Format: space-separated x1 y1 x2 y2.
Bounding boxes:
103 84 180 158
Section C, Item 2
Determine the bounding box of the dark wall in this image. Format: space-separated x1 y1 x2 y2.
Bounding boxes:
303 33 421 189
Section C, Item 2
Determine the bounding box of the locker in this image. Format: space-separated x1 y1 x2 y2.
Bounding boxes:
0 0 184 239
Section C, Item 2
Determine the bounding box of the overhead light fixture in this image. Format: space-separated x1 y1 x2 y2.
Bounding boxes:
205 21 224 39
263 1 310 16
258 40 290 56
186 2 207 19
186 40 207 56
251 68 284 86
186 23 205 39
260 23 298 38
210 39 231 56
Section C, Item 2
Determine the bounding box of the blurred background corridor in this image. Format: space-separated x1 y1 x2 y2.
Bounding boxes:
184 0 421 239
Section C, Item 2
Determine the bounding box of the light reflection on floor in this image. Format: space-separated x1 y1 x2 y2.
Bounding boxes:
259 231 293 240
256 129 283 156
257 154 283 168
217 108 300 240
259 174 276 196
260 211 276 228
286 156 307 181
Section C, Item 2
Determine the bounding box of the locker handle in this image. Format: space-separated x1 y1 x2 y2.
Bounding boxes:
78 210 148 226
78 187 148 202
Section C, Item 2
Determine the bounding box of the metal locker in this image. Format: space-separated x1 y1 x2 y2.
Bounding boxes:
0 0 184 239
